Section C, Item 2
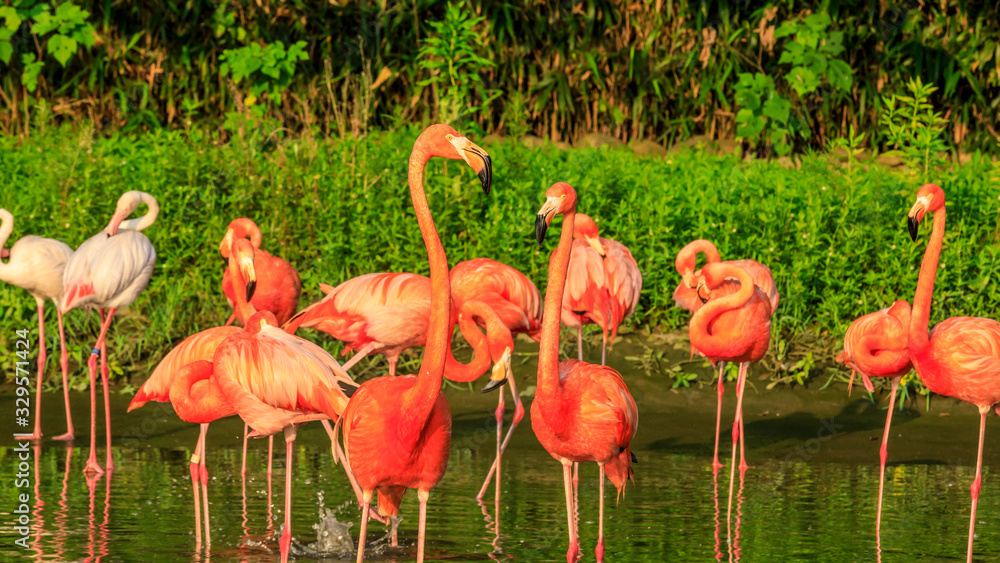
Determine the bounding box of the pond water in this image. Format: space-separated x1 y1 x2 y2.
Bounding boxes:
0 333 998 562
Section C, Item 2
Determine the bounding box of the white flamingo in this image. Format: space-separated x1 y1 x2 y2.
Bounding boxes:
0 209 75 441
62 190 158 474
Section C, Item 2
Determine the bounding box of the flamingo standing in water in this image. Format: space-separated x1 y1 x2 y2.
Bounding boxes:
341 124 492 563
219 218 302 476
62 190 158 474
447 258 542 507
220 217 301 326
674 238 778 471
0 209 75 441
533 183 638 563
283 272 431 375
689 262 772 538
836 301 912 535
561 213 641 365
904 183 1000 563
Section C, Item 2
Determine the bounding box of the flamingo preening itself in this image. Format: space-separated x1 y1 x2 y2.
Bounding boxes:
0 208 75 441
447 257 542 510
340 124 492 563
62 190 159 475
533 182 638 563
688 261 773 540
561 213 642 364
674 238 778 472
836 300 912 535
904 183 1000 563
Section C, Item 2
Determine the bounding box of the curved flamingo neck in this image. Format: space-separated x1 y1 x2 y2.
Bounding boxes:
402 144 449 428
227 254 258 321
445 301 504 382
232 218 263 248
537 207 577 434
169 362 234 422
689 265 754 357
678 239 721 272
120 194 160 232
909 207 945 358
856 334 910 375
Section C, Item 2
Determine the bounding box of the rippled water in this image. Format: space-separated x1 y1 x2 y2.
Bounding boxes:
1 336 999 562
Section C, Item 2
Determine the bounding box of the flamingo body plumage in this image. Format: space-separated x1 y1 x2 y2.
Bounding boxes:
220 218 301 326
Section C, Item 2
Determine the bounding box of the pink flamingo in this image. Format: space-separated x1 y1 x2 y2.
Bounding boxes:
448 257 542 505
283 272 431 375
0 208 75 441
904 183 1000 563
533 183 638 563
688 262 772 537
219 217 301 326
674 238 779 471
561 213 641 365
836 301 912 535
341 124 491 563
62 190 158 474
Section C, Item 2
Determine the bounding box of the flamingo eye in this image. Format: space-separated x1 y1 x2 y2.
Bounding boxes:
446 134 454 141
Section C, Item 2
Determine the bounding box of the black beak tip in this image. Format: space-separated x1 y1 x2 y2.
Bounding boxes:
477 155 493 196
246 280 257 302
535 215 548 246
907 215 920 242
480 378 507 394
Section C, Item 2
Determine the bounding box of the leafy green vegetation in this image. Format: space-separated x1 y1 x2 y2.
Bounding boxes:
0 1 997 154
1 123 997 393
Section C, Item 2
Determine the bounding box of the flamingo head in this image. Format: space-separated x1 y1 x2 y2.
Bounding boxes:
104 190 146 236
220 218 262 260
535 182 578 245
907 183 945 241
480 346 513 394
231 238 257 302
695 262 733 303
573 214 605 256
419 124 493 195
246 310 279 333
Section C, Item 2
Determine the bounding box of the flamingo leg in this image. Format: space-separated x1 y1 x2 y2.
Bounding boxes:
190 427 204 549
596 464 605 563
268 435 274 478
52 309 74 441
26 302 46 440
477 373 526 499
241 423 249 477
577 327 583 361
726 362 749 540
199 423 211 547
494 388 504 530
356 494 372 563
340 341 382 373
601 327 608 366
876 377 901 535
97 308 116 471
712 362 726 472
572 461 579 541
279 426 296 563
562 463 579 563
738 378 747 474
966 407 989 563
82 308 114 475
417 488 430 563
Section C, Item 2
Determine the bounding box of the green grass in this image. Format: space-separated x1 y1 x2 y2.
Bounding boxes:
1 124 998 391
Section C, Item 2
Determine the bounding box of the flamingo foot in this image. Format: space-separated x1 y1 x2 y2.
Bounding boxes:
15 432 42 441
595 539 605 562
84 454 104 476
52 432 75 442
566 541 580 563
739 460 749 474
712 458 724 472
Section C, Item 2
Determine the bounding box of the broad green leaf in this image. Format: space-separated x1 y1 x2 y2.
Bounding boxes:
763 95 791 124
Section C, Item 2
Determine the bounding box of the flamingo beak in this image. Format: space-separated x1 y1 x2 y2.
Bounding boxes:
535 197 562 246
696 280 710 304
683 270 696 289
585 236 606 257
104 211 127 237
907 196 931 242
451 136 493 195
481 348 512 394
239 256 257 302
